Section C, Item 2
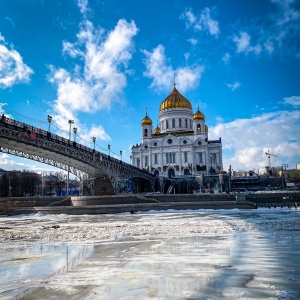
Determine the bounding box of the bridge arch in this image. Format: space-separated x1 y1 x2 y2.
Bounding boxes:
0 115 156 195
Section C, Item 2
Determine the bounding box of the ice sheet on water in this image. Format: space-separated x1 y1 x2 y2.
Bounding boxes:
1 209 300 299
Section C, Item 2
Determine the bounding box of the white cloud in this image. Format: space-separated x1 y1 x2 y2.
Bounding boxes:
283 96 300 106
271 0 300 26
187 38 198 45
181 7 220 37
0 36 33 88
49 18 138 142
222 52 230 64
142 44 204 92
77 0 89 14
200 7 220 36
209 109 300 171
233 32 262 55
232 1 300 57
226 81 240 91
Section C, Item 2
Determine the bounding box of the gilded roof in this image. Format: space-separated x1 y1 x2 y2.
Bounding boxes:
193 108 205 120
141 113 152 126
159 85 192 111
153 126 160 135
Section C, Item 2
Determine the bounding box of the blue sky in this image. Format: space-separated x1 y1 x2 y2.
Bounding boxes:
0 0 299 174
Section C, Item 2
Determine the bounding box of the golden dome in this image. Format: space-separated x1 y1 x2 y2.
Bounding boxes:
153 126 160 135
205 125 208 131
141 112 152 126
160 84 192 111
193 108 205 120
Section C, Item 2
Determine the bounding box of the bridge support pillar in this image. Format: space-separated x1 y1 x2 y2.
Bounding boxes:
94 177 115 195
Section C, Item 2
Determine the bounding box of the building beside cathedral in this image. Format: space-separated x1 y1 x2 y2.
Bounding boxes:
131 83 223 184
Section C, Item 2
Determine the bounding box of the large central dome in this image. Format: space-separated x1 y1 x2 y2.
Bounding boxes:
159 84 192 111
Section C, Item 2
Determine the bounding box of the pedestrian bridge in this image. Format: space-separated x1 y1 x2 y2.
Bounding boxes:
0 115 156 194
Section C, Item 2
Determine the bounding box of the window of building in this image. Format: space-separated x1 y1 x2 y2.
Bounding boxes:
185 119 188 128
153 142 157 146
144 128 148 136
197 152 203 164
166 120 169 129
168 168 175 179
145 156 148 167
172 119 175 128
212 153 217 163
179 119 182 127
154 153 158 164
184 151 188 163
167 138 172 144
137 159 140 168
198 141 202 145
184 169 190 175
144 145 148 149
183 140 187 144
190 119 192 129
197 124 201 133
166 153 175 164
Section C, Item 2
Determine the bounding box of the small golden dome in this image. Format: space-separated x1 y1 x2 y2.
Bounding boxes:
153 126 160 135
159 84 192 111
141 112 152 126
193 108 205 120
205 125 208 131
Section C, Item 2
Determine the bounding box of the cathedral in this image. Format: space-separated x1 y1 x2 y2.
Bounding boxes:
131 83 223 183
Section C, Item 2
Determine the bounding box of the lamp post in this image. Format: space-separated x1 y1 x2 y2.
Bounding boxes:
67 120 74 195
47 115 52 132
120 150 122 162
108 144 111 156
8 175 11 197
282 164 288 189
73 127 77 142
93 137 96 151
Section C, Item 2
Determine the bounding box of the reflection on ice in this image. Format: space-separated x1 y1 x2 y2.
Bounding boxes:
0 208 300 299
0 243 93 299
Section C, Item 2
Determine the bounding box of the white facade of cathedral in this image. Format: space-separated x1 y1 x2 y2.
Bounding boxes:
131 84 223 179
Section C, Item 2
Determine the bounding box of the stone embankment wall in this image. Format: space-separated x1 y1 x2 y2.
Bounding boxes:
246 192 300 204
4 192 300 216
0 196 67 215
0 198 35 215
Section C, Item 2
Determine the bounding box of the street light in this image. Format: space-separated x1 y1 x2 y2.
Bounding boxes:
93 137 96 151
68 120 74 140
67 120 74 196
120 150 122 161
108 144 111 156
47 115 52 132
73 127 77 142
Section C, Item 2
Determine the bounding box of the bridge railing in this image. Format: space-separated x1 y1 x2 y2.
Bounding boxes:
0 114 155 179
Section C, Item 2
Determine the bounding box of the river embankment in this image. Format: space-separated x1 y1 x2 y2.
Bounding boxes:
2 192 299 216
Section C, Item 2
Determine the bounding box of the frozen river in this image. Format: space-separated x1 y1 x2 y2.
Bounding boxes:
0 208 300 299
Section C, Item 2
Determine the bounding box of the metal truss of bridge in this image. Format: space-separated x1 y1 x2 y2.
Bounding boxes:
0 115 156 195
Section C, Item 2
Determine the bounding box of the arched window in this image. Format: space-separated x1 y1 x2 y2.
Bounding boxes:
184 151 188 163
168 168 175 179
179 119 182 127
172 119 175 128
185 119 188 128
197 124 201 133
166 120 169 129
184 169 190 175
144 128 148 136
